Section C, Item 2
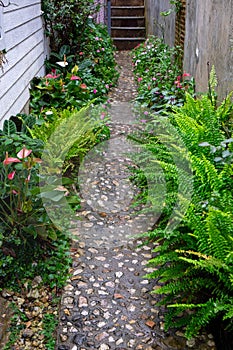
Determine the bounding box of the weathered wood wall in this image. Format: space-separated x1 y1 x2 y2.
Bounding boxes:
145 0 175 47
183 0 233 99
144 0 233 100
0 0 46 127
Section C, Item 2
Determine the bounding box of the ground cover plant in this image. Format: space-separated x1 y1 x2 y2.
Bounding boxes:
132 36 195 113
130 68 233 347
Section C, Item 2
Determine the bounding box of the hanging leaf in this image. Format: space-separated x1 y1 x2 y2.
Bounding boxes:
3 119 17 136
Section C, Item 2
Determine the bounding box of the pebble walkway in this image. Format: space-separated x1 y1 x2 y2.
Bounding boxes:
56 51 216 350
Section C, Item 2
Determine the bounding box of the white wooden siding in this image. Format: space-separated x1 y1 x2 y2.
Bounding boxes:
0 6 5 49
0 0 46 127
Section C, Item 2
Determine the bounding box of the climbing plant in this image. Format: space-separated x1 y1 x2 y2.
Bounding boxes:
160 0 183 17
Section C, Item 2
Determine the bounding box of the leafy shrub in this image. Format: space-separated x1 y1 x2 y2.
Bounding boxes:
0 139 65 289
79 21 119 86
132 92 233 340
0 103 110 290
30 64 109 115
30 21 118 116
132 36 195 112
41 0 100 54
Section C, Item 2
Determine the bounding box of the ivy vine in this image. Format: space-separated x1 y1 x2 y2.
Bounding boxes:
160 0 182 17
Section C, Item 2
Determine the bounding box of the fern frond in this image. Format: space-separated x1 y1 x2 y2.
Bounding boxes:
185 299 217 339
206 208 233 262
191 154 221 192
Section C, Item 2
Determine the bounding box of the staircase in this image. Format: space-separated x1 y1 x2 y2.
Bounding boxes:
111 0 146 50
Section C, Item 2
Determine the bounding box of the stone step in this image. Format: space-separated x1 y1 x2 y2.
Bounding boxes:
111 17 145 27
111 0 144 6
111 6 145 17
111 27 146 38
113 38 145 50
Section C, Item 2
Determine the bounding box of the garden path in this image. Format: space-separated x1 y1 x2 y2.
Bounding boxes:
55 51 216 350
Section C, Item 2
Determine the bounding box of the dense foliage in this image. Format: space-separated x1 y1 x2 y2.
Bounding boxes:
0 106 109 291
0 14 116 292
41 0 100 54
130 84 233 342
1 2 117 348
132 36 195 113
30 21 118 116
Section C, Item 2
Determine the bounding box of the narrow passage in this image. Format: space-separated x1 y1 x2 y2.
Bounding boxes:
56 51 216 350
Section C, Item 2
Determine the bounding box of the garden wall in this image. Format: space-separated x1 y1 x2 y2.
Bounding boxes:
144 0 175 47
183 0 233 100
0 0 47 128
145 0 233 100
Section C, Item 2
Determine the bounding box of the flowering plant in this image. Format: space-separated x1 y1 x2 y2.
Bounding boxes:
30 55 116 117
132 36 195 112
31 21 118 117
0 141 72 290
30 66 101 114
0 147 57 243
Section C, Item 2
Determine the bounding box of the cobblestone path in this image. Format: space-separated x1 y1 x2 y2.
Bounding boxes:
56 52 216 350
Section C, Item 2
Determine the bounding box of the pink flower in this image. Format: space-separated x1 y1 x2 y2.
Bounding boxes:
70 75 81 80
183 72 191 77
100 112 106 120
152 77 157 81
3 152 21 165
138 77 143 82
95 37 99 41
45 74 55 79
175 78 183 88
105 84 109 89
12 190 18 195
144 111 149 115
140 119 147 123
80 83 87 89
93 89 97 94
8 171 16 180
101 48 105 51
96 49 100 53
45 72 60 79
79 52 84 56
17 148 32 159
25 174 31 182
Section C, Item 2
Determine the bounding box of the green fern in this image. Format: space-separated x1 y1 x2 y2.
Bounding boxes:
133 89 233 339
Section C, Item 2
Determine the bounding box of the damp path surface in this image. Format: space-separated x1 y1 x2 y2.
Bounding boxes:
56 51 216 350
